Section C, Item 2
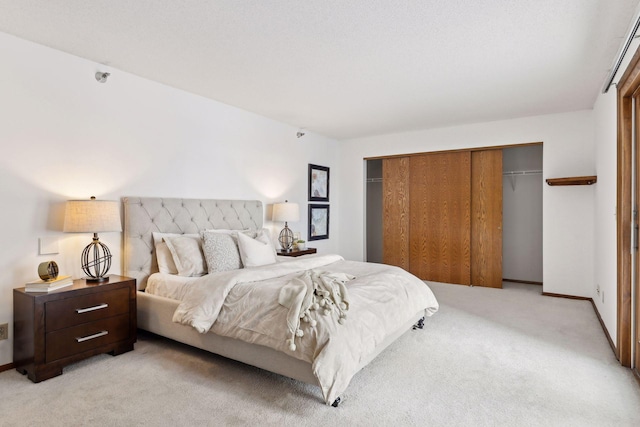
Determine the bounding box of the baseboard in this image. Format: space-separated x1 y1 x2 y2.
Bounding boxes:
0 362 15 373
503 278 542 285
589 299 617 356
541 292 590 300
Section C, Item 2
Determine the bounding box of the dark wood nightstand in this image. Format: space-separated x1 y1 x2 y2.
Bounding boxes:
278 247 317 257
13 275 137 383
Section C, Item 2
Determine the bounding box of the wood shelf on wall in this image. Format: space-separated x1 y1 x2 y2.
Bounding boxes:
545 176 597 186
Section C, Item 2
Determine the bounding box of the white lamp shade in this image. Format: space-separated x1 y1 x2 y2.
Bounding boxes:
63 198 122 233
273 202 300 222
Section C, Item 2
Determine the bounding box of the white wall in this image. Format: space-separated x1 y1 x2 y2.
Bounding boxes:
592 88 618 345
339 111 595 298
0 32 341 366
591 35 640 345
591 46 640 344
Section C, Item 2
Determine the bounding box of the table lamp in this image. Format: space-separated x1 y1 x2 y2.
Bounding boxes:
273 200 299 252
63 196 122 282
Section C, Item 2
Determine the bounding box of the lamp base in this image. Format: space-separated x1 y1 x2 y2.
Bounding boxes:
81 235 113 283
278 225 294 252
86 276 110 284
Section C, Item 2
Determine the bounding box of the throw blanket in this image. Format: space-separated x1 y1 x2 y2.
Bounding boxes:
278 270 355 351
173 255 439 405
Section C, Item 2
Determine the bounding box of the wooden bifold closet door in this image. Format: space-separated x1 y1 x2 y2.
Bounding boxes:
408 152 471 285
470 150 503 288
382 157 410 270
382 149 502 287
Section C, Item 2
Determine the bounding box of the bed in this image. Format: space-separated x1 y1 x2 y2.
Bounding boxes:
123 197 438 406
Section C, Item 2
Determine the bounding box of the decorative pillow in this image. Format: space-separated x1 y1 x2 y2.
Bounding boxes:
155 241 178 274
237 230 277 268
163 235 207 277
152 232 199 275
201 231 244 273
256 228 278 256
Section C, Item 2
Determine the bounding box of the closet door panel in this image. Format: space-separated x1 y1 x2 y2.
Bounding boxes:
471 150 503 288
409 152 471 284
382 157 410 270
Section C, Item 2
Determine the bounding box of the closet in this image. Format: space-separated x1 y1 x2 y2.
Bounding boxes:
380 149 503 288
501 145 543 283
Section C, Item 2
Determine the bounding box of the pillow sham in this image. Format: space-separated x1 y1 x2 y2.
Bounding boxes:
237 229 277 267
163 235 207 277
152 232 199 275
201 231 244 273
155 241 178 275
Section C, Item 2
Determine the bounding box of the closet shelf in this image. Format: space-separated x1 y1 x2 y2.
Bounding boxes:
545 176 597 186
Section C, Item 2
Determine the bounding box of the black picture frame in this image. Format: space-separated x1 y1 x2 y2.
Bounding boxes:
308 204 330 241
308 164 330 202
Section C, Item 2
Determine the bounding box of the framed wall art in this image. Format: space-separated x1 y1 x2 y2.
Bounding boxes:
308 164 330 202
308 204 330 240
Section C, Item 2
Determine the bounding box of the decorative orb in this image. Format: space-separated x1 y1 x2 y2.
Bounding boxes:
38 261 59 281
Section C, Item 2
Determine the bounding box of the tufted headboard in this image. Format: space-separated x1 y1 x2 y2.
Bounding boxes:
122 197 263 290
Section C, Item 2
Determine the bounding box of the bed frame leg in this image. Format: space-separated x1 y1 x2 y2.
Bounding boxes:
412 317 425 330
331 397 341 407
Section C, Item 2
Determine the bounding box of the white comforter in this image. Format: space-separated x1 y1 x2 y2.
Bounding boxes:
173 255 439 405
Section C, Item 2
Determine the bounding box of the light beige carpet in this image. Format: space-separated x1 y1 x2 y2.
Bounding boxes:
1 282 639 426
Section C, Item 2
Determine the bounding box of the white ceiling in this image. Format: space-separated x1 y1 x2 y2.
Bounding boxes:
0 0 638 140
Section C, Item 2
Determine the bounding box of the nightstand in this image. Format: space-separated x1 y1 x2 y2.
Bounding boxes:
13 275 137 383
278 247 317 257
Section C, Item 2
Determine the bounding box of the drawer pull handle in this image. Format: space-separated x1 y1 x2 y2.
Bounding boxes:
76 330 108 343
76 303 108 314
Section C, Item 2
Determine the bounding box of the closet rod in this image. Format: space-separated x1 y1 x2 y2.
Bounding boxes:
502 170 542 176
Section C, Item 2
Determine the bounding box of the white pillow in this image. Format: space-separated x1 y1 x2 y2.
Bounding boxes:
152 232 200 274
237 230 277 267
163 235 207 277
155 241 178 274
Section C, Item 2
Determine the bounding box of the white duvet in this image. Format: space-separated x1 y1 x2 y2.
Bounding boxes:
173 255 439 405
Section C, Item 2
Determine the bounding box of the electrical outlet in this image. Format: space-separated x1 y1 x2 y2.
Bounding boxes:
596 284 600 295
0 323 8 340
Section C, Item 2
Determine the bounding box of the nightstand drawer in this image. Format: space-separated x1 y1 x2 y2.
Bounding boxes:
45 287 130 331
45 313 130 363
